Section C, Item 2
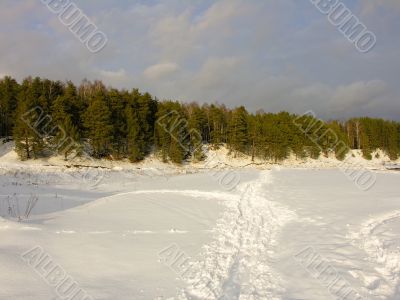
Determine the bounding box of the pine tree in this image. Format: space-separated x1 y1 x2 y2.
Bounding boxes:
248 113 263 161
107 89 127 158
327 121 349 160
154 103 171 162
209 104 227 148
169 138 185 163
125 104 145 162
12 78 47 160
51 96 80 159
154 101 189 163
0 76 19 138
228 106 248 156
60 117 80 159
187 104 206 160
360 120 373 160
13 100 44 160
83 92 113 158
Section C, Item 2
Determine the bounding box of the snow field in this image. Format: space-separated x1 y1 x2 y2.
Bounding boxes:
0 141 400 299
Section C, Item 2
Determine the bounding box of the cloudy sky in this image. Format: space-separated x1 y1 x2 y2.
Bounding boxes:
1 0 399 120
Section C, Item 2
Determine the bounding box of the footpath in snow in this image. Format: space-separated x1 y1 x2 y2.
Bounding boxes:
179 171 296 300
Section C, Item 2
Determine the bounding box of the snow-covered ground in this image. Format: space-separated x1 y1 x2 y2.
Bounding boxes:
0 142 400 299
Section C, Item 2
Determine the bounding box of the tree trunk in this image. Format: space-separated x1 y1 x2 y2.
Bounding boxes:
25 137 30 159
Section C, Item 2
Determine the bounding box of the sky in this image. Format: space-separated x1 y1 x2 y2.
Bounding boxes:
0 0 399 120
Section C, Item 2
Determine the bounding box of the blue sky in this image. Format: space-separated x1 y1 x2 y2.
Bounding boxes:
1 0 399 120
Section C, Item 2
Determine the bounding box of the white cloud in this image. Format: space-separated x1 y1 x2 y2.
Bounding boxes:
360 0 400 15
194 57 242 90
100 68 128 79
143 62 179 80
98 68 130 87
0 0 38 23
149 0 257 62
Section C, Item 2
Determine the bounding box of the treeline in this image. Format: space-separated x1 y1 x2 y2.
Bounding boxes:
0 76 399 163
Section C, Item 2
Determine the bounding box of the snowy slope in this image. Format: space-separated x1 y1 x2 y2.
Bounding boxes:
1 141 399 176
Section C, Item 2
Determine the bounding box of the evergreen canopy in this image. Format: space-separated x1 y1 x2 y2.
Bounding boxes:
0 76 398 163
